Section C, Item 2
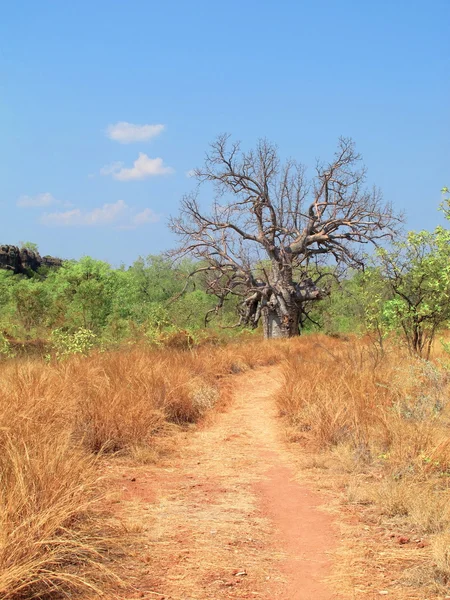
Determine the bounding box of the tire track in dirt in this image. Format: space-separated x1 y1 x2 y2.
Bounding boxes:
111 366 338 600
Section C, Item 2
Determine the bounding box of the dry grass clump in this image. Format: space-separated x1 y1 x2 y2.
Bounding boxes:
277 334 450 592
277 336 394 450
0 363 118 599
278 335 450 462
67 341 284 453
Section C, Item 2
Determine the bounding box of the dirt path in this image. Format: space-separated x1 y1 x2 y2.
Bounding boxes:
113 366 338 600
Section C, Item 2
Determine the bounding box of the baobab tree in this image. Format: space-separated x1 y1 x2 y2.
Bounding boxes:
170 135 400 338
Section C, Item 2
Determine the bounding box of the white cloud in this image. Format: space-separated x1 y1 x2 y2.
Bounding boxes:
101 153 174 181
40 200 159 230
41 208 84 227
116 208 161 230
17 193 73 208
132 208 160 226
99 161 124 176
185 169 196 178
106 122 165 144
17 192 57 208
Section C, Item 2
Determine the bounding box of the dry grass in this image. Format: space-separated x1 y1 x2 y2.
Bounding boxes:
0 337 285 599
277 334 450 595
0 363 119 599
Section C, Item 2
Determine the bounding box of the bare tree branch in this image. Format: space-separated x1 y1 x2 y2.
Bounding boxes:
170 135 402 338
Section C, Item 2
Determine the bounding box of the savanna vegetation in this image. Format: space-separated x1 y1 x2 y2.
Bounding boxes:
278 335 450 594
1 139 449 597
3 192 450 359
0 338 288 598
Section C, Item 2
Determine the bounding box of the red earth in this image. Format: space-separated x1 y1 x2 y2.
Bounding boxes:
104 367 338 600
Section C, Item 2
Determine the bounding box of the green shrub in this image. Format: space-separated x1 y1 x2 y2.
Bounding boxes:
51 328 97 359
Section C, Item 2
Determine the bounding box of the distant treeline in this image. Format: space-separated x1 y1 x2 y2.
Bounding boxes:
0 254 243 345
2 193 450 358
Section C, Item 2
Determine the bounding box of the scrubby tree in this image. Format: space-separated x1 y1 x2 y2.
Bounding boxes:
47 257 116 332
376 204 450 358
171 135 400 338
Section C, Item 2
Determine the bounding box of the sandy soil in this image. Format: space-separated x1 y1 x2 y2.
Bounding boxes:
109 367 339 599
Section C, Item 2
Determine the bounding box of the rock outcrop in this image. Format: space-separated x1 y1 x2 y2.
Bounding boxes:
0 245 63 275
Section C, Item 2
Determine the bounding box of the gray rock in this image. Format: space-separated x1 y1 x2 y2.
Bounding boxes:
0 245 62 274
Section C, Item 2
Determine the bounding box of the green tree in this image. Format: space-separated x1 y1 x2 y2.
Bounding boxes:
19 241 39 253
10 279 49 334
47 257 116 332
376 206 450 358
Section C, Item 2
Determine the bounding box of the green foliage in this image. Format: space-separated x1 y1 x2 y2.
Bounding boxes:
0 252 240 349
19 241 39 253
1 194 450 352
304 270 366 334
376 225 450 358
300 194 450 353
51 328 97 359
47 257 116 331
0 333 15 358
9 278 50 333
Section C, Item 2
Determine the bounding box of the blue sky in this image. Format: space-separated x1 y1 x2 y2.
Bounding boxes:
1 0 449 265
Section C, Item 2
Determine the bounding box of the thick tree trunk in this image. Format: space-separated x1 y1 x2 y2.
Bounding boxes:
261 264 302 339
262 305 300 339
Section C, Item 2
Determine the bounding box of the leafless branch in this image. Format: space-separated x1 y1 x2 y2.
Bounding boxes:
170 135 402 337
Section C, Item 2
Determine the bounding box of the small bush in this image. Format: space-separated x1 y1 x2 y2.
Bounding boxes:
160 329 194 350
51 327 97 359
0 333 15 358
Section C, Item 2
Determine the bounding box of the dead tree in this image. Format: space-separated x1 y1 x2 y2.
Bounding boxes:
170 135 400 338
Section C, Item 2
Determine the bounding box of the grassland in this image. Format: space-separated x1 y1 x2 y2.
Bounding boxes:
0 337 284 599
277 335 450 595
2 333 450 598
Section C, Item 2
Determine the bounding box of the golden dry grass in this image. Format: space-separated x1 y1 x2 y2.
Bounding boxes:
0 363 118 599
277 334 450 595
0 337 285 599
10 331 450 598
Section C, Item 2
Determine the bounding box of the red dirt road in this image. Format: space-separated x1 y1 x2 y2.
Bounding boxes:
256 461 336 599
113 367 338 599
